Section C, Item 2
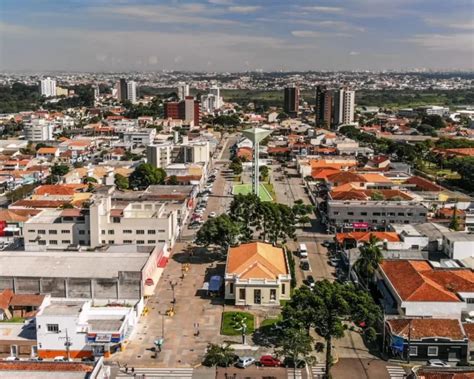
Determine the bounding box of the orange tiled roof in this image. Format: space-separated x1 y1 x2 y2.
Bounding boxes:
0 289 14 310
227 242 288 280
405 176 444 192
9 294 45 307
388 318 465 340
327 171 367 184
34 184 86 196
359 173 392 183
0 209 41 222
311 167 340 180
310 159 357 170
463 323 474 342
379 260 474 302
11 199 69 208
36 147 58 154
336 232 400 244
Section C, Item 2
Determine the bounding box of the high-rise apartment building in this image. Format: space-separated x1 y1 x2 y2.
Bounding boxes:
316 86 355 128
164 97 201 126
127 81 138 104
283 87 300 117
177 82 190 101
116 78 128 102
40 77 57 97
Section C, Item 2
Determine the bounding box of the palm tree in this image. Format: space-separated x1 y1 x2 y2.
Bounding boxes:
202 343 235 367
355 234 382 286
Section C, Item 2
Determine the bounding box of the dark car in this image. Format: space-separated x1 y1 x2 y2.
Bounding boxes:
304 275 315 288
300 260 310 271
283 357 306 368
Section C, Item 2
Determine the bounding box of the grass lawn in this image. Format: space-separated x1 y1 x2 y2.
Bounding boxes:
263 183 276 201
419 161 461 179
260 317 280 328
221 311 255 336
0 317 25 323
233 183 273 202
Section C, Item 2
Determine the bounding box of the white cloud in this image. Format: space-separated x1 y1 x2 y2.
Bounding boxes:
315 20 365 32
208 0 233 4
406 33 474 52
228 6 260 13
349 51 360 55
291 30 321 38
424 16 474 31
300 6 344 13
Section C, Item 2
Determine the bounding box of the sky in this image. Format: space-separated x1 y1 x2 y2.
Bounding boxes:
0 0 473 72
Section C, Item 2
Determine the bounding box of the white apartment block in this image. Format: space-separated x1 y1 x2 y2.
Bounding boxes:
127 81 137 104
334 88 355 125
122 128 156 145
40 77 57 97
89 194 179 249
24 119 55 142
177 82 190 100
147 143 172 168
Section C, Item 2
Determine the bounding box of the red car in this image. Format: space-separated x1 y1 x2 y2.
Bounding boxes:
259 355 281 367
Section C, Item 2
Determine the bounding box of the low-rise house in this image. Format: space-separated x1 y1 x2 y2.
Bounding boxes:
224 242 291 306
377 260 474 317
385 318 469 364
442 232 474 261
36 147 59 160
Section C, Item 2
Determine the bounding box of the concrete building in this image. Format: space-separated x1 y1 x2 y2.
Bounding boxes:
283 87 300 118
0 245 165 300
224 242 291 306
23 119 55 142
122 128 156 145
126 81 137 104
177 82 189 101
442 232 474 260
315 85 333 127
40 78 56 98
326 200 428 232
164 98 201 126
146 143 172 168
89 191 179 248
209 86 222 109
333 88 355 125
115 79 128 102
36 299 139 359
416 105 449 116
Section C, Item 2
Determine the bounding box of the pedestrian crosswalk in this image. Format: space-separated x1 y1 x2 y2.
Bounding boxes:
312 363 326 378
386 365 406 379
116 367 193 378
287 368 303 379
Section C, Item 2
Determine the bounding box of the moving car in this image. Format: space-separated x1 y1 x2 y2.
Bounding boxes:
236 356 255 368
428 359 450 367
258 355 281 367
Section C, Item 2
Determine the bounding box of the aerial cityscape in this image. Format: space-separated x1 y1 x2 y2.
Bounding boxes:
0 1 474 379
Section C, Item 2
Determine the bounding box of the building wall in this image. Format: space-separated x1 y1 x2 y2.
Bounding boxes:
225 279 291 306
445 239 474 260
402 301 466 318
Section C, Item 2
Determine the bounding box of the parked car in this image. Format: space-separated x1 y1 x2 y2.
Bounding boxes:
4 356 19 361
428 359 450 367
258 355 281 367
300 259 310 271
209 212 217 218
236 356 255 368
283 357 306 368
53 356 70 362
322 240 331 248
305 275 315 288
329 258 340 267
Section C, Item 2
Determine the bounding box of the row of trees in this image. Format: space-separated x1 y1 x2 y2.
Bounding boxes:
196 194 313 250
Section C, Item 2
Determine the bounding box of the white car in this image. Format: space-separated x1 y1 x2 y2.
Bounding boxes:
4 356 19 361
209 212 217 218
428 359 449 367
236 356 255 368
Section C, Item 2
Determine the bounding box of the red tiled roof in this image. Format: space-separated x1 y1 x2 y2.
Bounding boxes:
0 289 14 310
267 147 290 154
405 176 443 192
336 232 400 244
11 199 69 208
34 184 86 196
388 318 466 340
9 294 45 307
463 323 474 342
327 171 367 184
0 209 41 222
379 260 474 302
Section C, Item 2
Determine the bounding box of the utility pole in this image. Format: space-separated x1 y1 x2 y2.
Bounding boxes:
407 320 412 364
60 329 72 361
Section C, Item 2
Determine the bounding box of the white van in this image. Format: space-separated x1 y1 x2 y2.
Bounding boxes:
298 243 308 258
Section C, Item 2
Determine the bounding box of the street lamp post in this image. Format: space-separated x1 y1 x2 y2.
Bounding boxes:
169 281 177 304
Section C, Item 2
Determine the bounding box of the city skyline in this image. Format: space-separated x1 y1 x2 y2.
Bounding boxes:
0 0 473 72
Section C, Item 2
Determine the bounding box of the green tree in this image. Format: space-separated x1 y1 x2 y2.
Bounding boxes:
369 191 385 201
449 204 461 231
276 328 315 376
51 164 70 177
196 214 240 252
229 159 243 175
421 114 445 129
114 174 129 190
282 282 381 378
129 163 166 190
202 343 236 367
167 175 179 185
355 234 382 285
83 176 98 184
259 165 269 180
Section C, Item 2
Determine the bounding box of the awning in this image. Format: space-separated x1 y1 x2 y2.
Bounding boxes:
3 226 20 232
157 257 168 268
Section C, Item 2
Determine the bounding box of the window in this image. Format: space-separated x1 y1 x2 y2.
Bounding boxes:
38 240 46 245
419 213 426 217
102 240 106 244
108 230 114 235
78 230 85 235
158 239 165 243
38 230 46 234
409 346 418 356
108 240 114 244
388 212 396 216
112 217 120 223
47 324 59 333
239 288 246 300
61 230 70 234
407 213 413 216
63 216 73 221
427 346 438 356
147 240 156 244
348 212 354 216
281 284 286 295
62 240 70 244
361 212 367 216
158 229 166 233
229 283 234 294
398 212 404 216
137 240 145 244
270 289 276 301
124 230 132 234
466 298 474 304
101 230 105 235
334 212 340 216
79 240 86 245
49 240 58 245
373 212 381 216
124 240 132 244
136 230 145 234
148 230 156 234
27 230 35 233
49 230 57 235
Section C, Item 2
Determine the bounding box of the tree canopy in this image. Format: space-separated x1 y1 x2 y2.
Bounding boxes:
129 163 166 190
195 214 240 251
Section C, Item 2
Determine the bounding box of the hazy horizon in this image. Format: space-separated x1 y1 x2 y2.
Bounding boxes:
1 0 473 72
